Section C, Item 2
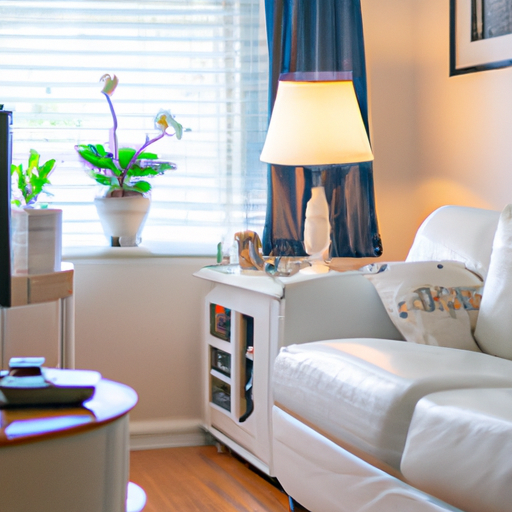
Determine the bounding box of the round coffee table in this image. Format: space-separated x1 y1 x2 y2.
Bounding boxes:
0 377 144 512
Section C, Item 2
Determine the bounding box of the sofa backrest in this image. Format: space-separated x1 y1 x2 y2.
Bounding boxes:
406 205 500 279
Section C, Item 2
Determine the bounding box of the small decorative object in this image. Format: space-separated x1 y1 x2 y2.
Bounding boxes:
229 230 303 277
210 347 231 377
263 256 303 277
235 230 265 270
10 149 62 275
75 74 185 246
210 303 231 341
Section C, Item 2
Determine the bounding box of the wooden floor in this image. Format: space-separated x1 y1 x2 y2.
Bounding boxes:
130 445 297 512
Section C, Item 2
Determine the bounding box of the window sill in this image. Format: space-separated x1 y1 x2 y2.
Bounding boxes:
62 240 217 261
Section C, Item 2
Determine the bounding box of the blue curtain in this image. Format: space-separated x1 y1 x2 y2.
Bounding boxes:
262 0 382 258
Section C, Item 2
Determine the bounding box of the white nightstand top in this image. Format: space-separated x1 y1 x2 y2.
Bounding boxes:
194 264 344 298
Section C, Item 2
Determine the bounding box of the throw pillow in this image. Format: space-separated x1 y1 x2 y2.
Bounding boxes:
474 204 512 359
362 261 483 351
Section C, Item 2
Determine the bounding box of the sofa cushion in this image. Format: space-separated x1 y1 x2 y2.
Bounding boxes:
401 388 512 512
406 205 500 279
474 204 512 359
273 339 512 470
362 261 482 351
272 407 459 512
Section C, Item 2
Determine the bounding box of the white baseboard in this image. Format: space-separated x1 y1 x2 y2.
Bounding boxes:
129 418 211 451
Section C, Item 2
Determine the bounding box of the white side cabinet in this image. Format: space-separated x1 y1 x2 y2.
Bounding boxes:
201 279 279 475
195 266 377 476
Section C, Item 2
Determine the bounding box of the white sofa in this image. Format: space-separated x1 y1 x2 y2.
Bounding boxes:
272 205 512 512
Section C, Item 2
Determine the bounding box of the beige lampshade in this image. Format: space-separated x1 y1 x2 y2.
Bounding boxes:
260 80 374 166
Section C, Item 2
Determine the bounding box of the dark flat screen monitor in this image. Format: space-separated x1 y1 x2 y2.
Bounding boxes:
0 110 12 307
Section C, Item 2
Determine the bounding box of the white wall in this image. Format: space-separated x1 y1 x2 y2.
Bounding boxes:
363 0 420 260
363 0 512 259
413 0 512 213
70 255 214 446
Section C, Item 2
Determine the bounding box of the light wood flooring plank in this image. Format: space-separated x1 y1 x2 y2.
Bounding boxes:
130 446 291 512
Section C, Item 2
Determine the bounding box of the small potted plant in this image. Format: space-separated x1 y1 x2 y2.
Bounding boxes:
11 149 56 208
75 74 185 246
10 150 62 274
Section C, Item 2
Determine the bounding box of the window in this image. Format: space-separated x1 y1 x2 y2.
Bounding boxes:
0 0 269 255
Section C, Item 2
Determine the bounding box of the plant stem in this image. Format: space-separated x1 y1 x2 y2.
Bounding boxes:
100 91 173 192
102 91 119 161
124 131 167 175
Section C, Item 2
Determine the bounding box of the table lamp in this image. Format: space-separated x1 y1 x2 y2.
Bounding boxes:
260 77 374 273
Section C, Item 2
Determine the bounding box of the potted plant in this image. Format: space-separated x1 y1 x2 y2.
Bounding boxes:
10 150 62 274
11 149 56 208
75 74 185 246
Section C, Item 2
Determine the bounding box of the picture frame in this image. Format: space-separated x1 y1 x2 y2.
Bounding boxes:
450 0 512 76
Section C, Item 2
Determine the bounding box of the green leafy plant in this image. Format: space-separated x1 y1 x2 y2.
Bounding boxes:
75 74 185 197
11 149 56 207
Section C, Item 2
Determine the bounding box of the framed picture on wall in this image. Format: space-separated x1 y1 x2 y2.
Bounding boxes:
450 0 512 75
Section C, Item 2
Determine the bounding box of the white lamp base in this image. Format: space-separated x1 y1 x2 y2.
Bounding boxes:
301 185 330 274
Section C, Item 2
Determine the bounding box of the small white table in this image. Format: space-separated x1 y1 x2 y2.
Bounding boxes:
1 262 75 369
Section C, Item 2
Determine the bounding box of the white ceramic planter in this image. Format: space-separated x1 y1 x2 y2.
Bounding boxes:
11 208 63 275
94 195 151 247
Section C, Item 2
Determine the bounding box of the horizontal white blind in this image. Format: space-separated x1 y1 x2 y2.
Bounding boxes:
0 0 269 254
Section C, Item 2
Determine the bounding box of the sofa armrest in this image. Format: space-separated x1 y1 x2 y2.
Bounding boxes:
281 271 403 348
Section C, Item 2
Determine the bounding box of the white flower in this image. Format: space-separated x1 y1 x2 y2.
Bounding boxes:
155 109 183 139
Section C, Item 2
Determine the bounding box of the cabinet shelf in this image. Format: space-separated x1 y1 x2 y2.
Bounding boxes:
207 336 231 354
210 368 230 385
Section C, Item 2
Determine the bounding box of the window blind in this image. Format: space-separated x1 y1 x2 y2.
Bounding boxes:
0 0 269 255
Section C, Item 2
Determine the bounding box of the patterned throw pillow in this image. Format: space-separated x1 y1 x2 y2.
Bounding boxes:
362 261 483 351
